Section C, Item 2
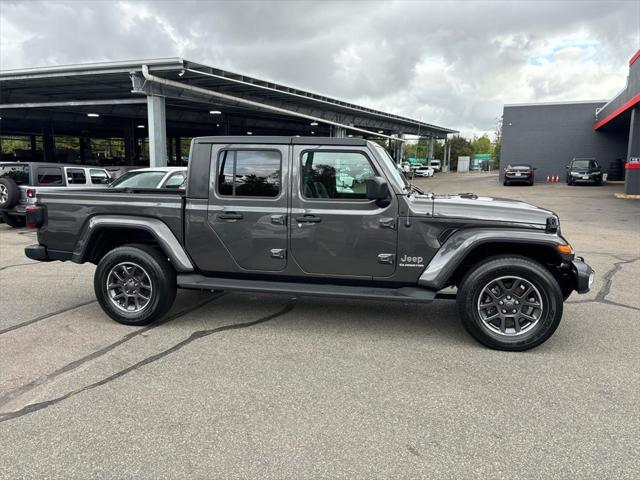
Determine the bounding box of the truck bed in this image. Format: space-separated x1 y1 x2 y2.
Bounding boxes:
36 189 185 253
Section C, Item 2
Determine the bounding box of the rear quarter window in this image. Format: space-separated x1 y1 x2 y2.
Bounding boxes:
37 167 63 185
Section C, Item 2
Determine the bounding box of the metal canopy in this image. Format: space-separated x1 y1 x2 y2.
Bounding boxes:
0 57 457 138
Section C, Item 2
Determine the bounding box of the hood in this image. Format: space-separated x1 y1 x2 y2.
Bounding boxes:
429 193 554 226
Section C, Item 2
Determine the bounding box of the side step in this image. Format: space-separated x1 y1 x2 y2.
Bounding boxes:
177 274 439 303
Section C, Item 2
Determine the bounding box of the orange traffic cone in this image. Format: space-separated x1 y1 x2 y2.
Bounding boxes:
555 176 559 182
546 176 550 182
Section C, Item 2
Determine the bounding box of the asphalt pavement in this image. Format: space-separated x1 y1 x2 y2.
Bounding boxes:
0 173 638 479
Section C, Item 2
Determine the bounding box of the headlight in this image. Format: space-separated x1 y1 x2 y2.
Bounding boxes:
571 171 580 176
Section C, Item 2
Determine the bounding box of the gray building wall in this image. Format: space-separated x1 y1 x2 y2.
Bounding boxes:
501 102 628 181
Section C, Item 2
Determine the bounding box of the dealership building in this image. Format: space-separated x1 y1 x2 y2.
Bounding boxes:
501 49 640 194
0 58 456 168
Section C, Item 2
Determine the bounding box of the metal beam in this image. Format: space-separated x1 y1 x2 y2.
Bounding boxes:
147 95 167 167
135 66 407 142
0 98 147 109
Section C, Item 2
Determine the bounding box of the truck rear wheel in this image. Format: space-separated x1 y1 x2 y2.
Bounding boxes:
94 244 177 326
456 255 563 351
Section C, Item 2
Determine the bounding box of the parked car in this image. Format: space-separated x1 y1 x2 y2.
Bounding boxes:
108 167 187 189
504 164 535 186
566 158 603 185
414 166 435 177
25 136 593 351
0 162 110 227
428 159 442 172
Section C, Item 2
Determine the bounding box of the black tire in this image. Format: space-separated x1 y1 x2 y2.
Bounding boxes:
503 180 509 186
4 214 25 228
457 255 563 351
94 244 177 326
0 178 20 209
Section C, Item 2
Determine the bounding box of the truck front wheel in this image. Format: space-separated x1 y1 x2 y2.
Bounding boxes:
94 244 177 326
456 255 563 351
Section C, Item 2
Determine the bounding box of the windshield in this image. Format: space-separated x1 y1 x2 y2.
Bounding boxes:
572 160 598 169
110 171 167 188
371 143 410 191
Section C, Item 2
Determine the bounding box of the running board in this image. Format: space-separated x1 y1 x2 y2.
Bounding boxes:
177 274 440 303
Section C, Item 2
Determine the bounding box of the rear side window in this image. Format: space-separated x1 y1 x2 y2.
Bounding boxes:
90 169 110 185
66 168 86 184
301 151 376 199
0 165 29 185
217 150 281 197
37 167 63 185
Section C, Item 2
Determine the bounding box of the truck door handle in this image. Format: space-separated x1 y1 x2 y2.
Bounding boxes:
218 212 243 220
270 214 286 225
295 215 321 223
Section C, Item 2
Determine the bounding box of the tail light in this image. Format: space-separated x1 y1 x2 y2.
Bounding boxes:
26 188 36 198
26 205 44 229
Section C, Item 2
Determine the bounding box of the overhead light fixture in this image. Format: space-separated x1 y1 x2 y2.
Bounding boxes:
209 110 222 115
378 130 384 134
310 121 318 126
137 125 145 129
247 131 253 135
216 123 220 127
311 131 315 135
87 113 99 117
348 134 353 138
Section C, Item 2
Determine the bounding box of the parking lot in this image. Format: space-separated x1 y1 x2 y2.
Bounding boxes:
1 173 638 479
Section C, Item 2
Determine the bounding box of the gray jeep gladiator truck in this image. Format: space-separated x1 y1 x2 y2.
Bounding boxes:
25 136 594 351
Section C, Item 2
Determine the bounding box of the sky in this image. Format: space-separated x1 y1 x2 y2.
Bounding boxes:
1 0 639 138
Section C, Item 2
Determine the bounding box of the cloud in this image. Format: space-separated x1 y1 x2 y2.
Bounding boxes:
1 0 638 137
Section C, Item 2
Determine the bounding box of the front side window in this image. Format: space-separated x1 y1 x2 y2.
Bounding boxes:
301 151 376 199
217 150 281 197
37 167 63 185
90 169 110 185
66 168 86 184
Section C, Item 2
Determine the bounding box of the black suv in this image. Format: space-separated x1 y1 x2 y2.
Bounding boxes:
566 158 603 186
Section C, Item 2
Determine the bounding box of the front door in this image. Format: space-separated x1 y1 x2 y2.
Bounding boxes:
290 145 398 278
207 145 289 272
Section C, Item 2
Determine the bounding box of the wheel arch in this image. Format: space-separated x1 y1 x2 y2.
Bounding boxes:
72 215 194 272
419 228 567 290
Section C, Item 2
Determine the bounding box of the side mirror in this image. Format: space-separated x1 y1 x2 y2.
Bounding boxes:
565 165 570 169
366 176 389 201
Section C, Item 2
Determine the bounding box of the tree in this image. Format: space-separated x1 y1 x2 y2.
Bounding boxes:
493 115 503 166
471 134 492 155
448 135 474 170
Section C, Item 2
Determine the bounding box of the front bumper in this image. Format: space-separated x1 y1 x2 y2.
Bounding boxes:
570 256 594 294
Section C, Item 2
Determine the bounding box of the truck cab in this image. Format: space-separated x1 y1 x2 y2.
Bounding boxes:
24 137 594 351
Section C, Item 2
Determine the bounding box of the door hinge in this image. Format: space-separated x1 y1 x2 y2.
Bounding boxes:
270 248 286 259
377 253 395 264
379 217 396 229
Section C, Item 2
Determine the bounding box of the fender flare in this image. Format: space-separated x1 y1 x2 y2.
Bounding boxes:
72 215 194 272
418 228 565 290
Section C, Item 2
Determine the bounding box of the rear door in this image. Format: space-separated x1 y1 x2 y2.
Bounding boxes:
289 145 398 278
206 144 289 272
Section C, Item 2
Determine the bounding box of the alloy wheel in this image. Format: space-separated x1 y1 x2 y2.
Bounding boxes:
476 276 544 336
106 262 153 313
